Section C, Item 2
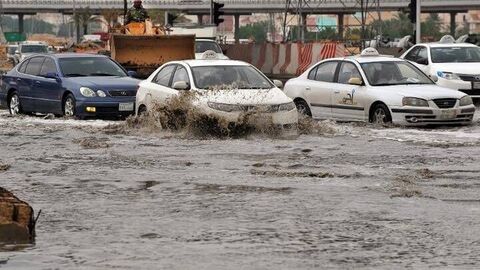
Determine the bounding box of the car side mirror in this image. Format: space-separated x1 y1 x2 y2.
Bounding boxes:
127 70 137 78
430 74 438 82
172 81 190 90
15 50 19 55
44 72 60 81
417 58 428 65
348 77 363 86
273 79 283 88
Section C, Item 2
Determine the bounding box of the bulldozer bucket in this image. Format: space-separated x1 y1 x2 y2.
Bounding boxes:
110 34 195 77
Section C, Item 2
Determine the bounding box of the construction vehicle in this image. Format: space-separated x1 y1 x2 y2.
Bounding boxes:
109 19 195 78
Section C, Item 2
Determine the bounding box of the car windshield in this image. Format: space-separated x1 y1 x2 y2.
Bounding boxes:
20 45 48 53
195 41 222 54
59 57 127 77
361 61 433 86
431 46 480 63
191 65 274 89
7 47 17 54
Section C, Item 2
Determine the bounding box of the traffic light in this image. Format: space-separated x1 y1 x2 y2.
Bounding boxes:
213 1 225 26
408 0 417 23
167 13 178 26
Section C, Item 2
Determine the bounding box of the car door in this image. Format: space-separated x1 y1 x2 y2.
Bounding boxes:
145 64 176 109
13 59 34 111
19 57 44 112
303 61 339 119
331 61 367 121
35 57 63 114
414 46 429 74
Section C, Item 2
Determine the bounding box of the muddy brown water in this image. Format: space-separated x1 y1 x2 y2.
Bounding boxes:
1 109 480 269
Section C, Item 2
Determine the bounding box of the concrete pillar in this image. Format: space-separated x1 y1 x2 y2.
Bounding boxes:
450 12 457 36
18 14 24 34
234 14 240 44
197 14 203 25
300 13 307 43
338 13 344 40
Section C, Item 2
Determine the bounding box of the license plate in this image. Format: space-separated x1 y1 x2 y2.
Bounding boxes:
440 109 456 119
473 82 480 89
119 102 134 111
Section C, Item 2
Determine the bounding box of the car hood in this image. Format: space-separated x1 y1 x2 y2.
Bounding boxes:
431 63 480 74
64 76 140 90
374 84 467 100
192 88 292 105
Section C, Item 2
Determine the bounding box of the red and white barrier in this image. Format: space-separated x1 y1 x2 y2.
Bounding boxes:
224 42 345 77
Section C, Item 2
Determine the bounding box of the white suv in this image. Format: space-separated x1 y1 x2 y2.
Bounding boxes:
400 36 480 98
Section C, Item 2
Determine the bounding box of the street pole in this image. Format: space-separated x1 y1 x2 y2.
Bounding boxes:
210 0 213 24
73 0 78 43
415 0 421 43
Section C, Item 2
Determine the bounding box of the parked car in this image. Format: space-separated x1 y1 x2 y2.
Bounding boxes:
400 35 480 98
195 39 228 60
6 45 18 65
14 41 49 63
0 53 140 118
136 53 297 132
284 48 475 126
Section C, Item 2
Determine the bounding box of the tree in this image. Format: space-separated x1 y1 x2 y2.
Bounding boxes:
101 9 122 31
74 7 93 35
421 13 443 40
148 9 190 26
238 21 269 42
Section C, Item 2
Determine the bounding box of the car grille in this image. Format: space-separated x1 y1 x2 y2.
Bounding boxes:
241 105 281 113
433 98 457 109
458 74 480 82
108 90 136 97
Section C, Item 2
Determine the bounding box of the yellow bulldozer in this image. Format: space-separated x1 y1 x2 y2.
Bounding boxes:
109 19 195 78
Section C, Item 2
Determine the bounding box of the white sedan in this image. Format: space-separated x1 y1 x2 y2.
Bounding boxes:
400 36 480 98
136 55 298 132
284 48 475 126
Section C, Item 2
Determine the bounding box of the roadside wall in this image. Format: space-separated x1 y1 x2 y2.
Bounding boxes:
223 42 345 77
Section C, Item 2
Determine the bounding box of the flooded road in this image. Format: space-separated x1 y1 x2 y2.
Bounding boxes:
1 109 480 269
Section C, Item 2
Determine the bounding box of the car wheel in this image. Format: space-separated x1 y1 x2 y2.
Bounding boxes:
294 99 312 117
63 94 76 117
371 103 392 124
137 105 147 116
8 92 23 115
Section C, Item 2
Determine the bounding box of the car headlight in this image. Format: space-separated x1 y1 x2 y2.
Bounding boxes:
207 102 243 112
80 87 96 97
436 71 460 80
459 95 473 106
402 97 429 107
277 102 296 111
97 90 107 98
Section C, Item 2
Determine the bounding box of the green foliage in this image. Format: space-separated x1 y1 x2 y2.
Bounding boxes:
238 21 268 42
1 15 55 35
370 12 445 40
289 26 338 42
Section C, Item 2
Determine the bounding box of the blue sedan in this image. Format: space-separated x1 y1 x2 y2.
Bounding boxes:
0 53 140 118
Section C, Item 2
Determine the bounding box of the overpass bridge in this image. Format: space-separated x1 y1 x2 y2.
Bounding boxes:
1 0 479 14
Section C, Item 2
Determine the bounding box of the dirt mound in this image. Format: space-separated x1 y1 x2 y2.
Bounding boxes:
0 187 36 245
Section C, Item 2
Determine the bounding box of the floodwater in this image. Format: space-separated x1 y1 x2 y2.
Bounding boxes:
1 108 480 269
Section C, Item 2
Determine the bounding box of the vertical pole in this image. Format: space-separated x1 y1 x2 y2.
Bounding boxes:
450 12 457 36
415 0 421 43
197 14 203 25
18 14 24 34
210 0 213 25
301 13 307 43
338 13 344 40
234 14 240 44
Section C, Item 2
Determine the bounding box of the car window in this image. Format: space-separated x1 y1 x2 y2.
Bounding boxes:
25 57 45 76
171 66 189 87
18 59 29 73
59 57 127 77
337 62 361 84
431 46 480 63
308 66 318 80
40 58 57 76
314 61 338 82
361 61 433 86
153 65 176 86
404 46 420 62
417 46 428 64
195 41 222 54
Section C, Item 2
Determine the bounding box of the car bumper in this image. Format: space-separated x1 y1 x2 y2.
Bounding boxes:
437 78 480 98
206 107 299 131
390 105 475 126
75 100 135 117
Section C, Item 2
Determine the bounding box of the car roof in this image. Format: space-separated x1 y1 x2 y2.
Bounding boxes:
328 56 406 64
181 59 250 67
49 53 108 59
418 42 478 48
